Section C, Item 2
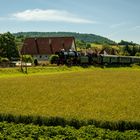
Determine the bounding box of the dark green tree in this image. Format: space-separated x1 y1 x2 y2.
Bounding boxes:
122 45 139 56
118 40 136 46
86 43 91 49
0 32 19 60
75 40 86 49
123 45 131 56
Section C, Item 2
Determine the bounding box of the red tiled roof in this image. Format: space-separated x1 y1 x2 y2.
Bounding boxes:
21 37 76 55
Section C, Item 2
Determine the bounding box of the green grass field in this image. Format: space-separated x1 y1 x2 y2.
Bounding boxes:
0 67 140 122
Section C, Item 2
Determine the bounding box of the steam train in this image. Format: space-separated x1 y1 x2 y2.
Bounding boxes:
55 50 140 66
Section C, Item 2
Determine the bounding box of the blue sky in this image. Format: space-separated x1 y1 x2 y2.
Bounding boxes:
0 0 140 43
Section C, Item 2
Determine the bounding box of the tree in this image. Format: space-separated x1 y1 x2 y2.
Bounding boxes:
75 40 86 49
122 45 131 56
118 40 136 46
86 43 91 49
0 32 19 60
121 45 140 56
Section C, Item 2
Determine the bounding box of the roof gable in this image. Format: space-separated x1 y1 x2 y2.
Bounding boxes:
21 37 75 55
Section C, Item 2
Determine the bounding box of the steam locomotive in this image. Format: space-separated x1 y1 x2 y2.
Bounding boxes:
55 50 140 66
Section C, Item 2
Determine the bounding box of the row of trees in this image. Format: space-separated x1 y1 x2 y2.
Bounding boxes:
121 45 140 56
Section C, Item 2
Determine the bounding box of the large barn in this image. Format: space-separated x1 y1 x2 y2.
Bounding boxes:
21 37 76 61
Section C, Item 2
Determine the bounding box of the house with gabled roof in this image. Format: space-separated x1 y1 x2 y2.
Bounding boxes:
21 37 76 61
99 47 119 55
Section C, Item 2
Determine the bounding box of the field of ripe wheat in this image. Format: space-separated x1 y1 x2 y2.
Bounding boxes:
0 68 140 122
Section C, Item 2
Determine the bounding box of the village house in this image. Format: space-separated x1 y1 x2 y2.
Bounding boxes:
21 37 76 62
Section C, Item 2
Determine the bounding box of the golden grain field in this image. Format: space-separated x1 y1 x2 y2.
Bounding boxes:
0 69 140 122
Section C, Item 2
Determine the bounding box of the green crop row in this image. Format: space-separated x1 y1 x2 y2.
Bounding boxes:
0 114 140 131
0 122 140 140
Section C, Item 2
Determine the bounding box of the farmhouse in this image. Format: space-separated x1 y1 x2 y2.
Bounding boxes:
21 37 76 61
99 47 119 55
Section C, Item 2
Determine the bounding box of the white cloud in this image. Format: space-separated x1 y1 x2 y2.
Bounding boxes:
12 9 94 24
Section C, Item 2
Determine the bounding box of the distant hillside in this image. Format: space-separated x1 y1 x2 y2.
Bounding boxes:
14 32 116 45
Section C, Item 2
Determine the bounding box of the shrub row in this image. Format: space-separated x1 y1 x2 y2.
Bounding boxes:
0 114 139 131
0 122 140 140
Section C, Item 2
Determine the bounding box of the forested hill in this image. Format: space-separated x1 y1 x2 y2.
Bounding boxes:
14 32 116 45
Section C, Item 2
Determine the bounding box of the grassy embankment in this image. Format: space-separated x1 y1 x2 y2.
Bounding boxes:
0 65 140 77
0 66 99 78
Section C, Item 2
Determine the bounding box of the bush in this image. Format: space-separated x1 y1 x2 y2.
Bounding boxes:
135 52 140 57
0 122 140 139
1 57 9 62
22 55 33 63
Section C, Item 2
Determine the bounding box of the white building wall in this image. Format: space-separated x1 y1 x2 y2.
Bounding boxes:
71 40 76 51
33 54 49 61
